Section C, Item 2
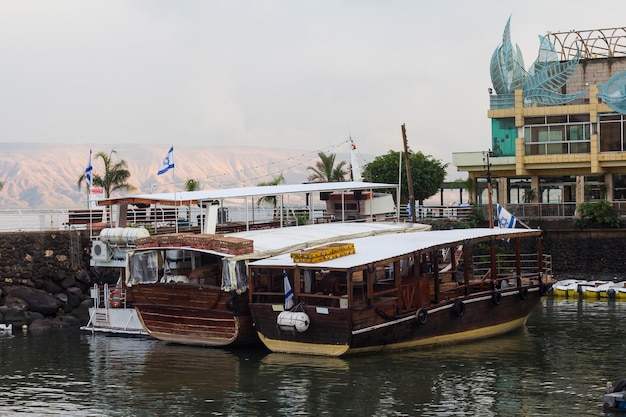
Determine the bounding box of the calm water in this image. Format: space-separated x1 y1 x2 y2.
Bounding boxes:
1 298 625 417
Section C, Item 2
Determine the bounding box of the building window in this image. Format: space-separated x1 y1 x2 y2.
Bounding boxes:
599 114 626 152
523 114 590 155
614 174 626 201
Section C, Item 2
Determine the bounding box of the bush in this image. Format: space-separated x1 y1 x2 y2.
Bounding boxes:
574 200 620 228
466 204 487 228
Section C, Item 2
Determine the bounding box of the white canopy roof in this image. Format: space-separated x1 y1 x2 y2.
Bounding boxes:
249 227 542 270
132 222 432 261
99 181 399 206
227 222 431 262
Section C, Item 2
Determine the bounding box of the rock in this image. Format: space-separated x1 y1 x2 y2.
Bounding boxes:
65 292 81 308
60 275 76 289
29 316 80 332
69 300 92 324
39 279 63 294
4 307 32 326
76 270 92 285
4 295 28 310
3 286 61 315
55 293 69 304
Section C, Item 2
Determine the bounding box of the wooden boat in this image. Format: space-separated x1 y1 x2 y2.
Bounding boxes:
126 222 430 347
85 180 403 336
248 227 553 356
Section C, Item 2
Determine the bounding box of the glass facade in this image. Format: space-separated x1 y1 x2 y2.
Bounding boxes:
491 118 516 156
523 115 591 155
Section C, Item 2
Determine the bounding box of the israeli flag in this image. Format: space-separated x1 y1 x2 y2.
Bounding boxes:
85 149 93 188
284 270 294 309
497 203 517 235
158 146 175 175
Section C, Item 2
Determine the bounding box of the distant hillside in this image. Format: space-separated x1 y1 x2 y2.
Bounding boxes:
0 144 360 209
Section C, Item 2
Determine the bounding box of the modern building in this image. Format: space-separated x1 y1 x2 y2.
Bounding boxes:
453 19 626 216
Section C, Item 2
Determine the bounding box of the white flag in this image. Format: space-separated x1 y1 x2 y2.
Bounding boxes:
85 149 93 188
497 204 516 229
283 271 294 309
158 146 174 175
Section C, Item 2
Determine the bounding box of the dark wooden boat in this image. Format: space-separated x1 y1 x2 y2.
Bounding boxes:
126 222 430 347
248 227 554 356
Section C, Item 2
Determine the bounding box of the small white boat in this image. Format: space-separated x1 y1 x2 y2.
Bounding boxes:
580 281 612 300
611 285 626 300
0 323 12 333
551 279 582 298
80 282 148 336
599 281 626 299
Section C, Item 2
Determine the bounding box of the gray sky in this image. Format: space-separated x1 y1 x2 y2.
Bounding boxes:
1 0 625 180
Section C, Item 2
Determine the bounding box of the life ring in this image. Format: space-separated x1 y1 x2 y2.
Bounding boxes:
519 287 529 300
109 289 122 308
415 308 428 324
491 291 502 305
226 294 239 311
453 301 465 317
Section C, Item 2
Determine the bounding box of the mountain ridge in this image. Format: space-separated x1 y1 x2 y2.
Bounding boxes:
0 144 362 209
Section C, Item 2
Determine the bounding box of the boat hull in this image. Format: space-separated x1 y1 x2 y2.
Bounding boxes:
81 307 148 336
130 284 258 347
250 286 544 357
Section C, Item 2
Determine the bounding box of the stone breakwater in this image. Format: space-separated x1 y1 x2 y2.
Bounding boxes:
0 230 117 332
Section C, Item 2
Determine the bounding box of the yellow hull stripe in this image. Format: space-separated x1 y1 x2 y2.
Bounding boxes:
257 315 529 357
258 333 350 356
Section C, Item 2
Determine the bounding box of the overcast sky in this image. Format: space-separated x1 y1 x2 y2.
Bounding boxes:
1 1 625 180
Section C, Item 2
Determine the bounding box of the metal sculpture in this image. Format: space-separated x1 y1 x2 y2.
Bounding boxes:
490 17 588 107
598 71 626 114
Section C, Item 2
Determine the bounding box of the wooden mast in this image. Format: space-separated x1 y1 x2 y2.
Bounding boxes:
401 124 415 223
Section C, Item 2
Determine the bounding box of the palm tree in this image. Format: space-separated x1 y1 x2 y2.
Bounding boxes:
307 151 348 182
184 179 201 191
257 174 285 218
77 149 136 198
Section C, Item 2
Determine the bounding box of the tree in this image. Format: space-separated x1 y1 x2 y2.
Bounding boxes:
307 152 348 182
257 174 286 218
77 149 136 198
0 181 3 192
362 150 448 205
184 179 201 191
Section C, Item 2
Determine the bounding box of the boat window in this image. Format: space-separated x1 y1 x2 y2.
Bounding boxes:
129 251 159 285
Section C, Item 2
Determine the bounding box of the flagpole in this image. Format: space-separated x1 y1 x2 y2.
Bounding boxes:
173 160 179 233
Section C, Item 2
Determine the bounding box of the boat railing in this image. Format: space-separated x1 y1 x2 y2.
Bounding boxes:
471 253 552 284
90 283 127 309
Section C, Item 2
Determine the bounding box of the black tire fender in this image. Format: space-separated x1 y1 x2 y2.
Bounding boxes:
492 291 502 305
416 308 428 324
453 301 465 317
226 294 239 311
519 287 529 300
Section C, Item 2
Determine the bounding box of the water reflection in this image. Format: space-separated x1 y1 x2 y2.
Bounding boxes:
1 299 626 416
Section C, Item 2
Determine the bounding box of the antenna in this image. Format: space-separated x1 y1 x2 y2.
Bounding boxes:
349 137 362 182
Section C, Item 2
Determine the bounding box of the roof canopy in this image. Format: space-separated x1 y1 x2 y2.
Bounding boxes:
98 181 399 206
250 228 542 270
